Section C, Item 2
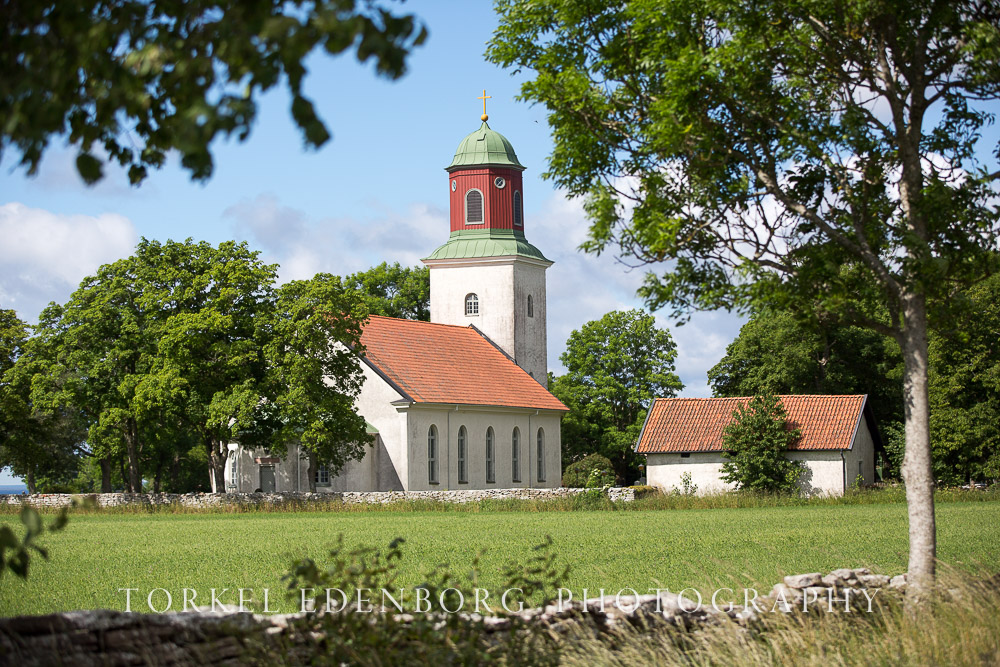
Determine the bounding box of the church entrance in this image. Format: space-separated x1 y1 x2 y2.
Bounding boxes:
259 465 275 492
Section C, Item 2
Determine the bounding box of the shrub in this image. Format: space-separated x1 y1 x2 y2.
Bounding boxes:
720 393 806 493
279 535 566 665
563 454 615 488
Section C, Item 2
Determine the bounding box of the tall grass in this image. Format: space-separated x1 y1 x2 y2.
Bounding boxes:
557 567 1000 666
2 485 996 516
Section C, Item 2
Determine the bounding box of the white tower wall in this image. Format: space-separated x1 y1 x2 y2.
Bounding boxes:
428 256 549 386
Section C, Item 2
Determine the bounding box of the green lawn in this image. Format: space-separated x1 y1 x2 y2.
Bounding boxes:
2 501 999 616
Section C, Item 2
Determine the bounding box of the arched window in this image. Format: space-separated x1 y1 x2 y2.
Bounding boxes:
486 427 495 483
512 428 521 482
458 426 468 483
465 293 479 316
527 294 533 318
228 453 238 491
465 189 484 224
428 425 438 484
513 191 523 227
536 428 545 482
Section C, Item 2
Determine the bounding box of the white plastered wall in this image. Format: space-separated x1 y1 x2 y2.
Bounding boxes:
430 261 515 355
403 405 562 491
645 449 852 496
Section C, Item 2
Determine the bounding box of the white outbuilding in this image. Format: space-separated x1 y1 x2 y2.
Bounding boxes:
636 395 882 496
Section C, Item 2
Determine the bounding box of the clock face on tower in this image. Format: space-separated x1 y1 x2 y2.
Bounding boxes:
494 176 506 189
451 180 457 192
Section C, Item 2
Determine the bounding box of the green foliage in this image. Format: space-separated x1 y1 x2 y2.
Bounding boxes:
256 274 372 489
720 394 805 493
2 1 427 184
678 471 697 496
551 310 683 484
562 453 615 488
342 262 430 321
17 239 370 493
0 309 86 493
709 307 903 430
489 0 1000 575
282 535 563 665
712 274 1000 484
926 272 1000 485
0 506 68 580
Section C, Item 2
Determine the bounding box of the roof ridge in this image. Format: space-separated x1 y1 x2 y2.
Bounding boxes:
366 315 483 333
654 394 866 401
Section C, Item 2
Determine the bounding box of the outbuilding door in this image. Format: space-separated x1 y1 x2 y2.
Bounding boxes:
259 465 276 492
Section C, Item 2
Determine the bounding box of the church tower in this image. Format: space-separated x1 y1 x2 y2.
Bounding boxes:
423 97 551 387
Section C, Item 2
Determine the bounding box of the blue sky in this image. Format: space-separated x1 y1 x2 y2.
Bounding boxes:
0 2 746 483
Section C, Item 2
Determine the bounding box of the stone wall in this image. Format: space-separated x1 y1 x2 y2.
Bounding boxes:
0 567 906 666
0 486 636 509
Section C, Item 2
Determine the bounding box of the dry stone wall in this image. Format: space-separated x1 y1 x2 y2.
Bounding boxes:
0 567 906 666
0 487 636 509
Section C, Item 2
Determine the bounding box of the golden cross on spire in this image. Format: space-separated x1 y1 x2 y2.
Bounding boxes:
477 89 491 122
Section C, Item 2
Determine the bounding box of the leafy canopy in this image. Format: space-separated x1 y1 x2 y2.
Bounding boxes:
342 262 430 321
489 0 999 329
2 1 427 184
550 309 682 483
720 393 805 493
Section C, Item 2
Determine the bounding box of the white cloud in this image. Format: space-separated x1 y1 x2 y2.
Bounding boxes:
531 191 746 397
225 194 444 284
0 202 138 321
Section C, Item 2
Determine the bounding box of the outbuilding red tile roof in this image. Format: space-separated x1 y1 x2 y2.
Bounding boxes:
360 315 568 412
635 395 868 454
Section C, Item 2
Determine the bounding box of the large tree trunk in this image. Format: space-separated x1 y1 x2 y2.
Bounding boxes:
100 456 112 493
207 439 226 493
125 418 142 493
25 468 36 494
900 290 936 603
119 457 130 492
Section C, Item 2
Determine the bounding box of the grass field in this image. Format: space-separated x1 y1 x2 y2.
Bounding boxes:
2 499 1000 616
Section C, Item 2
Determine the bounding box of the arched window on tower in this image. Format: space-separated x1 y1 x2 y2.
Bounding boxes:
465 189 484 224
465 293 479 316
527 295 533 318
513 191 523 227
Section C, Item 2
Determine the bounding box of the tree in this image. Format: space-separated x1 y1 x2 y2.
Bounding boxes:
138 239 279 492
1 309 88 493
0 309 28 451
489 0 1000 597
550 309 683 483
926 272 1000 484
2 1 427 184
720 393 805 493
562 453 615 488
342 262 430 320
709 308 904 449
255 274 372 492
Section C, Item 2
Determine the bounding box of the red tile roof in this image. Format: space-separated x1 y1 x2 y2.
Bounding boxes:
635 395 868 454
360 316 568 412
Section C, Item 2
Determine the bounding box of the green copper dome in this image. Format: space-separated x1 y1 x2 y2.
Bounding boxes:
446 122 525 172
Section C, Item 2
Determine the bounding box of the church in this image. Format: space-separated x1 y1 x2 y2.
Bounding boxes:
225 107 568 493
